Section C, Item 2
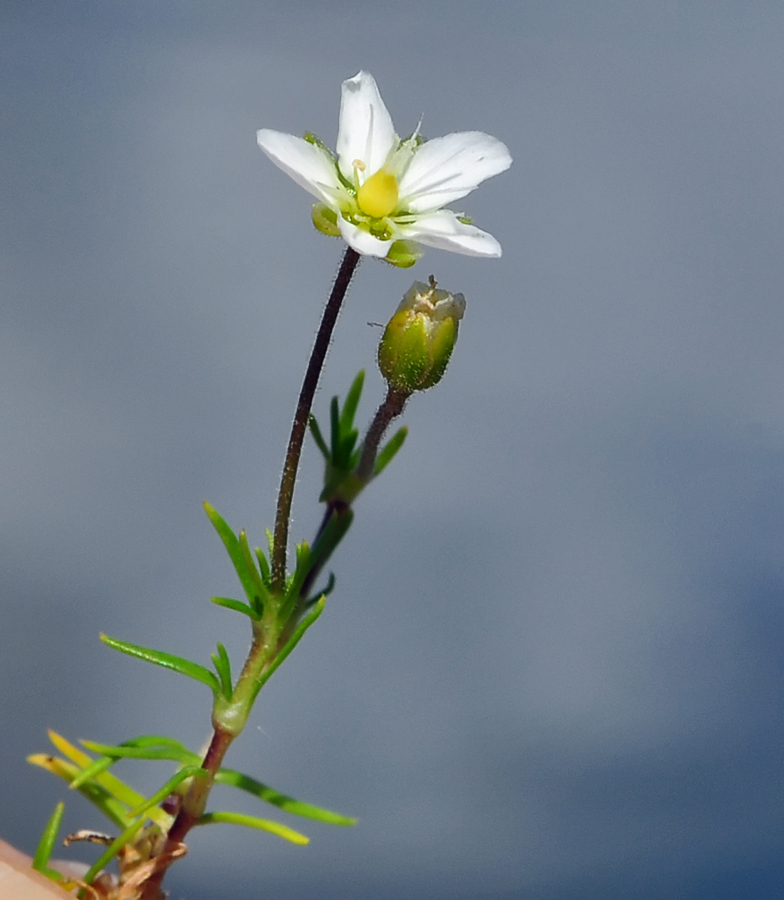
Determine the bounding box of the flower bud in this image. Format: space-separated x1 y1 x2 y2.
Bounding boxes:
378 278 466 393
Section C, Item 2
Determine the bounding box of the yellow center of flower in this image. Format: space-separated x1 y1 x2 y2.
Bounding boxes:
356 168 399 218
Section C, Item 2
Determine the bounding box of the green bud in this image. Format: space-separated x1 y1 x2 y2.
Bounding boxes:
378 278 466 393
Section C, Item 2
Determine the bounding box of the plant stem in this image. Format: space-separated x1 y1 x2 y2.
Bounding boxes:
271 247 360 592
143 248 360 898
166 729 234 845
138 722 233 900
356 386 409 481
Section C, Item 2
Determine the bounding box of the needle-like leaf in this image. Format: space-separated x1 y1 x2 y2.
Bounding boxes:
308 414 330 459
126 766 205 818
196 811 309 845
204 502 262 604
100 634 220 694
340 370 365 432
214 769 356 825
211 595 260 620
375 426 408 476
27 754 134 830
212 642 233 699
31 802 64 873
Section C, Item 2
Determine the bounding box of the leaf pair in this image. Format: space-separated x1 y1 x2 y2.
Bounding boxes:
100 597 325 707
205 501 273 623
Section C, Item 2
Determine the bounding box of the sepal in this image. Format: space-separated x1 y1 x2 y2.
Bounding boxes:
385 239 423 268
312 203 341 237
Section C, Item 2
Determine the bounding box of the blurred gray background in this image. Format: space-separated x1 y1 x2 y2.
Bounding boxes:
3 2 784 898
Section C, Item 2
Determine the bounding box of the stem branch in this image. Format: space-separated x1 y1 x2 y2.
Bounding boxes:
356 387 409 481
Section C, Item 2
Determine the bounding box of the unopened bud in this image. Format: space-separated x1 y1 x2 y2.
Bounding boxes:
378 278 466 393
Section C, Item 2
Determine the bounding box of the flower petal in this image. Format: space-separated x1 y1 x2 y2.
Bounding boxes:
338 217 394 257
398 132 512 213
257 129 341 205
399 209 503 257
336 72 396 183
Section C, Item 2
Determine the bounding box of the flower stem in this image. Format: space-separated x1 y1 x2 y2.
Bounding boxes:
356 386 410 481
142 248 360 898
271 247 360 592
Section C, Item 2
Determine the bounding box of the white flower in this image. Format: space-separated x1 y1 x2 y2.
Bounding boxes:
257 71 512 265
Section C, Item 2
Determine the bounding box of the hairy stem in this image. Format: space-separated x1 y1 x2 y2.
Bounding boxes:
271 247 360 592
356 386 410 481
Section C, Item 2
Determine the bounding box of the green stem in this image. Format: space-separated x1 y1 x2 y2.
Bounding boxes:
271 247 360 592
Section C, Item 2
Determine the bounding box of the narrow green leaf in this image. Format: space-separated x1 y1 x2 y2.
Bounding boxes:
255 547 271 583
307 571 336 603
32 802 64 871
239 529 270 602
44 731 154 818
100 634 219 694
374 426 408 476
215 770 356 825
203 502 259 604
336 431 359 468
28 754 133 830
69 754 115 789
212 642 233 699
329 395 340 458
211 595 260 620
126 766 205 818
251 598 325 703
304 509 353 601
204 501 240 554
196 811 309 845
308 414 330 460
83 819 146 886
80 738 200 766
284 540 311 607
117 734 198 755
341 370 365 431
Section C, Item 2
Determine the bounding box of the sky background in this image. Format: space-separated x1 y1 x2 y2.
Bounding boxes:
2 2 784 898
